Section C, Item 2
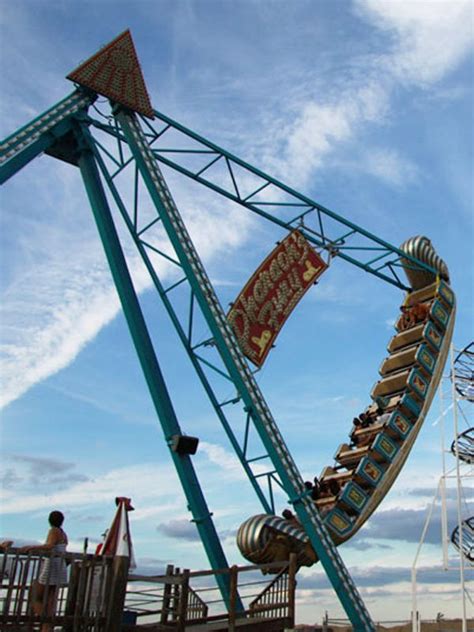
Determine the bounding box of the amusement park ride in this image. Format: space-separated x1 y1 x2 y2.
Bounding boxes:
0 32 461 630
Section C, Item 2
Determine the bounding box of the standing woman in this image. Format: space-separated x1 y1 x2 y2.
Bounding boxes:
21 510 68 631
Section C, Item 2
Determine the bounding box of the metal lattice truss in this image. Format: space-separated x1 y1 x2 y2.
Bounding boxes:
87 106 439 291
74 101 443 520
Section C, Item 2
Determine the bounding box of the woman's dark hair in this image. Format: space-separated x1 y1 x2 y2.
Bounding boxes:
49 511 64 528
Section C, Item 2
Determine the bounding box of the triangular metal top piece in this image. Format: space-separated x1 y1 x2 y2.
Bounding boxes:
67 30 154 119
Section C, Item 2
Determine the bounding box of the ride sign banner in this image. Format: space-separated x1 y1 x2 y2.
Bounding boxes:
227 230 328 367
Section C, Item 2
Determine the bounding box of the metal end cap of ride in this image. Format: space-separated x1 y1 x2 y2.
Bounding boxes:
399 235 450 290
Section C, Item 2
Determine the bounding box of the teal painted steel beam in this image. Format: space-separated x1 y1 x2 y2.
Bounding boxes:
1 91 94 184
150 107 426 268
74 125 241 612
116 109 375 631
0 118 75 184
1 91 83 151
87 132 274 516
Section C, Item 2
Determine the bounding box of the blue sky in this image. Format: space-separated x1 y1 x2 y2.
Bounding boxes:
1 0 473 623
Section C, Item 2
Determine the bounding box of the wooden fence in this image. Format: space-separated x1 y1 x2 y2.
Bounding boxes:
1 547 296 631
124 556 297 631
0 546 121 631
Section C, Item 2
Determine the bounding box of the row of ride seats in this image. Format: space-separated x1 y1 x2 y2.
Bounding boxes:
313 280 454 518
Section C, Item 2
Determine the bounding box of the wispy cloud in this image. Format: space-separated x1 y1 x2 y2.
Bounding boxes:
346 539 392 552
361 148 420 187
268 81 390 188
268 0 473 189
1 252 120 408
360 502 473 544
294 562 466 620
0 462 181 515
0 441 259 519
300 563 464 590
355 0 473 85
198 442 244 478
1 455 88 488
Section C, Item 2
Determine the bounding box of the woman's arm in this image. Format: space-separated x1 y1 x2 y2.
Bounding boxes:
19 528 61 553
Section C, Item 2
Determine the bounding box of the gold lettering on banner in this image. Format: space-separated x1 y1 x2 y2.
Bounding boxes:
288 268 303 294
260 300 279 330
274 281 294 313
277 251 289 272
239 295 258 323
284 238 301 266
227 229 328 366
269 260 283 282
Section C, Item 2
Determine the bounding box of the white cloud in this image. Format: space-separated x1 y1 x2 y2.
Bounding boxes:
363 148 419 186
274 0 473 188
199 442 244 478
0 237 159 409
0 462 178 515
0 441 260 518
270 80 390 187
198 441 274 484
356 0 474 85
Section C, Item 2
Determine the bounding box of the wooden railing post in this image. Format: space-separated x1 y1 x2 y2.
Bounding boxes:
63 561 80 632
105 556 130 632
160 563 174 624
177 569 190 632
171 566 181 621
228 565 239 631
288 554 297 626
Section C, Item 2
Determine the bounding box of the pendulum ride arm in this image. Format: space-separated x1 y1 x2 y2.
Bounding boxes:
115 108 375 631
